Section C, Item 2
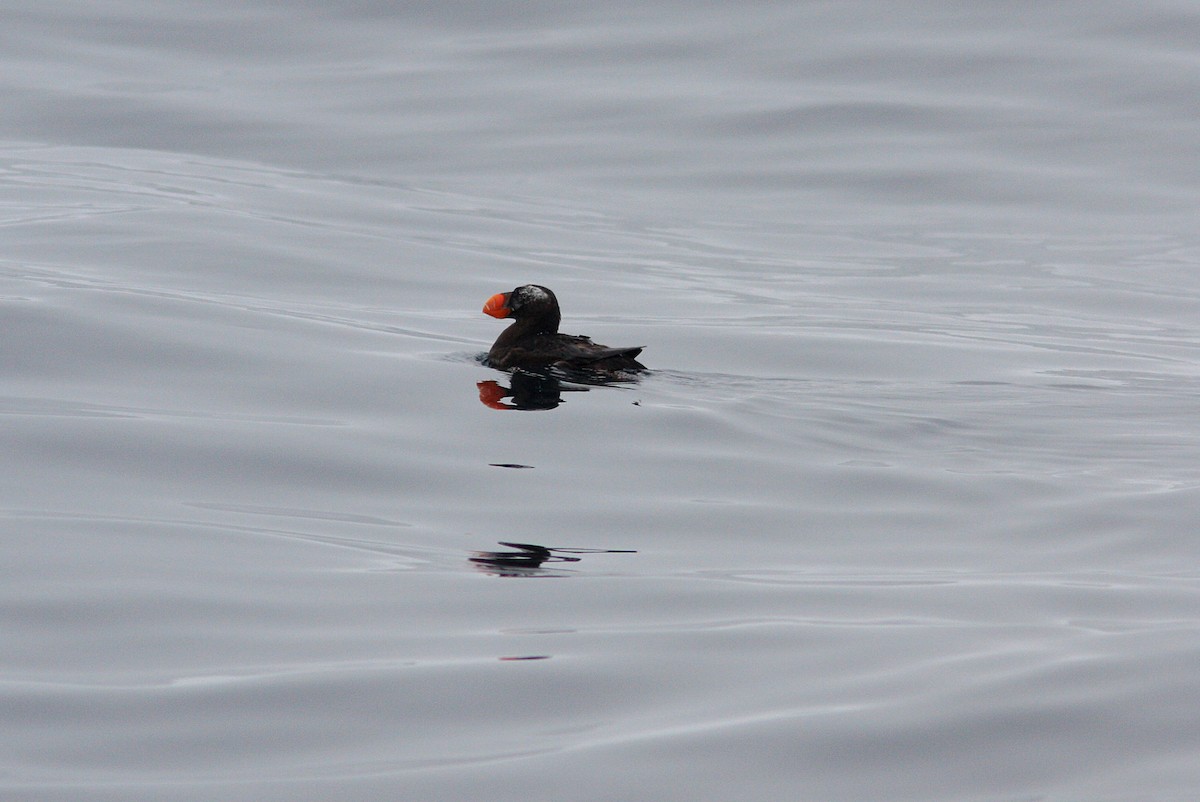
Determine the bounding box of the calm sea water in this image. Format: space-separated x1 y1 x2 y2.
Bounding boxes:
3 2 1199 800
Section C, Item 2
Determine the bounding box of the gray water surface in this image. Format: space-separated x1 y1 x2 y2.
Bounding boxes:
3 2 1200 800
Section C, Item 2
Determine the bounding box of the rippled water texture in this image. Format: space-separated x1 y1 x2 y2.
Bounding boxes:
3 1 1200 800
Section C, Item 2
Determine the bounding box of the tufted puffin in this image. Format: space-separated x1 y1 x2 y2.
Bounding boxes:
482 284 646 374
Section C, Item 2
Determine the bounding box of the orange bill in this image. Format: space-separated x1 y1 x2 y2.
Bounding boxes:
483 292 511 318
477 380 509 409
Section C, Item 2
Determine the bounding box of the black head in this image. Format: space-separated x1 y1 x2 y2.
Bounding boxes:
506 285 557 316
483 284 560 332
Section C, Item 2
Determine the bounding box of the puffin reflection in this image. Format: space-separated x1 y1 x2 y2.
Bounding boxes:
477 364 647 411
470 542 636 577
477 370 580 410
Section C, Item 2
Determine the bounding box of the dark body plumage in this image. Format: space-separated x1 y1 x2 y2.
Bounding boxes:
483 285 646 374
